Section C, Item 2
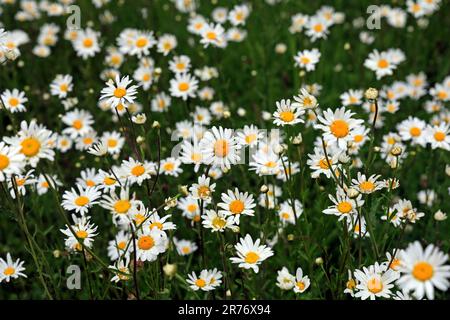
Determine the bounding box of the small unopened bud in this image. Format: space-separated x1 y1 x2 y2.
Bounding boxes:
347 188 360 199
53 250 61 258
136 136 145 144
223 110 231 118
226 290 232 297
132 113 147 124
262 111 271 121
373 146 381 152
273 144 285 155
315 257 324 265
287 234 294 241
179 185 189 196
445 165 450 177
152 120 160 129
365 88 379 100
434 210 447 221
163 263 177 278
237 108 246 117
391 146 402 156
5 49 20 61
344 43 351 50
291 134 303 145
338 153 351 164
260 185 269 193
275 43 287 54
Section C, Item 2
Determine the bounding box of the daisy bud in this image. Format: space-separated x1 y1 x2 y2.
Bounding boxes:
299 70 306 77
291 134 303 145
373 146 380 152
391 146 403 156
75 162 81 168
154 67 162 76
364 87 379 100
6 124 13 131
251 70 257 76
5 48 20 61
287 234 295 241
389 158 398 169
344 42 351 50
43 93 50 100
338 153 351 164
231 226 240 233
260 184 269 193
273 144 285 155
152 120 160 129
315 257 324 265
223 110 231 118
112 154 120 160
136 136 145 144
163 263 177 278
275 43 287 54
164 197 178 211
434 210 447 221
262 111 271 121
179 185 189 196
445 165 450 177
237 108 246 117
132 113 147 124
347 188 360 199
53 250 61 258
417 18 429 29
226 290 232 297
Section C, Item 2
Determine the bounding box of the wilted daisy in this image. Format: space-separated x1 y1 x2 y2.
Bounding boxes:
276 267 295 290
397 241 450 300
109 258 131 283
61 184 101 215
0 253 27 283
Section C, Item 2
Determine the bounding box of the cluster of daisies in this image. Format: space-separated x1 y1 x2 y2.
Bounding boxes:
0 0 449 300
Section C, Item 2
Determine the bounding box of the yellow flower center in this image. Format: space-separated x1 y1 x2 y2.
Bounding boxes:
163 162 175 171
212 217 227 229
41 181 49 188
437 91 448 100
21 137 41 157
114 87 127 98
245 134 257 144
60 83 68 92
412 262 434 281
434 131 445 142
149 222 163 230
3 267 15 276
360 181 375 192
280 111 295 123
9 97 19 107
229 200 244 215
318 158 331 170
117 241 126 250
76 230 88 239
86 179 95 187
83 137 93 145
72 119 83 130
108 139 118 148
182 246 191 254
136 37 148 48
75 196 89 207
409 127 421 137
377 59 389 69
195 278 206 287
330 120 349 138
198 186 210 198
346 279 356 290
131 165 145 176
265 161 277 168
104 177 116 185
367 277 383 294
300 57 310 64
83 38 93 48
296 281 306 291
354 135 363 143
0 154 10 170
206 31 217 40
313 24 323 32
281 212 290 220
138 235 154 250
214 139 229 157
191 153 202 162
337 201 352 214
178 82 189 92
187 203 198 213
244 251 260 264
176 63 185 70
114 200 131 214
